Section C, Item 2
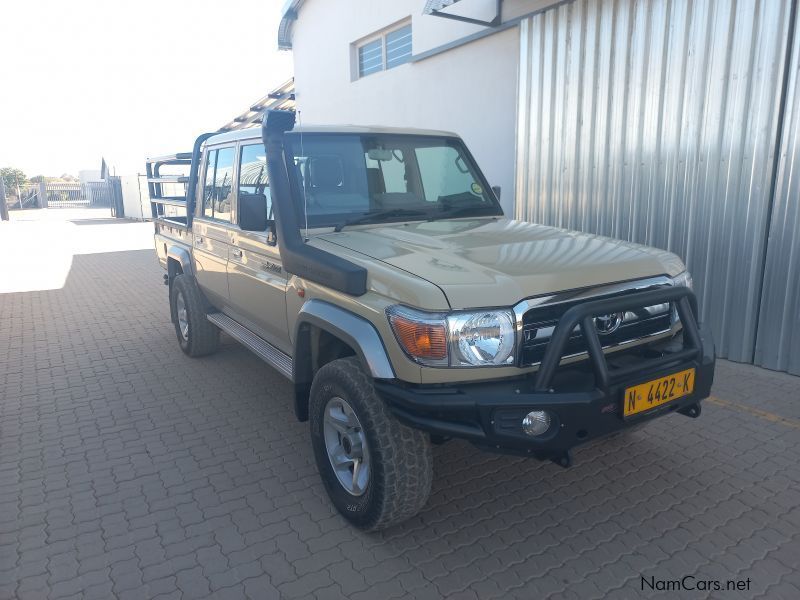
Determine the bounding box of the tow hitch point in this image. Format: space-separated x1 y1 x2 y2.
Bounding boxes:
678 403 702 418
551 451 572 469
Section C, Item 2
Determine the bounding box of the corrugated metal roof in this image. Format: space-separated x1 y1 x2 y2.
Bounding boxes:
218 79 295 132
515 0 793 364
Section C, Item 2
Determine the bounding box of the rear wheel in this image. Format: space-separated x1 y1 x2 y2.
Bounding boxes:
309 357 433 530
170 274 219 357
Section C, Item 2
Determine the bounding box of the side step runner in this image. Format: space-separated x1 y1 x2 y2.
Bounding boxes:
207 312 293 380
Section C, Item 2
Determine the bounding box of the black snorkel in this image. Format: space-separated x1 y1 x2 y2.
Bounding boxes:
262 109 368 296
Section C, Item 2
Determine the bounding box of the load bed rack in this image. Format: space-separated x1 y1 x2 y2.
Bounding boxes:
146 132 215 223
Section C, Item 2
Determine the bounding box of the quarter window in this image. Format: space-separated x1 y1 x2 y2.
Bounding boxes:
356 23 412 78
203 150 217 220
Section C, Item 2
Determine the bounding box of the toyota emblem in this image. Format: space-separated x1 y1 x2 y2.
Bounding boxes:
594 312 623 335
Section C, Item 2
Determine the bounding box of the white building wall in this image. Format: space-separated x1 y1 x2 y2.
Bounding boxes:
289 0 524 214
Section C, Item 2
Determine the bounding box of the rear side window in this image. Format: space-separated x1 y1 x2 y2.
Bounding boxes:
202 147 235 222
238 144 272 220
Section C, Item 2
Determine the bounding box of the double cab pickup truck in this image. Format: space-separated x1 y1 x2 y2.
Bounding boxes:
147 110 715 530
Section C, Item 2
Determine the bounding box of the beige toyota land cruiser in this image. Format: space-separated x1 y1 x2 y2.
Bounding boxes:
147 110 714 530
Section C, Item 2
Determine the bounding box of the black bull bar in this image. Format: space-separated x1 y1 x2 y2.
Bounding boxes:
532 285 702 393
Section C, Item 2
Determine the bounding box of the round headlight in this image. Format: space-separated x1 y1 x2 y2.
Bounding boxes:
449 311 515 366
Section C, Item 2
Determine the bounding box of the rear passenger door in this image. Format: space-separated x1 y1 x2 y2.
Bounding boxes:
193 145 236 309
226 143 290 353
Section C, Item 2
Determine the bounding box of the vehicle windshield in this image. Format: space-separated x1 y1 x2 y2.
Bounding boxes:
284 133 502 229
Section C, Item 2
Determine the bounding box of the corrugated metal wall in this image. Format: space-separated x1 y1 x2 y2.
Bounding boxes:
755 6 800 376
515 0 795 367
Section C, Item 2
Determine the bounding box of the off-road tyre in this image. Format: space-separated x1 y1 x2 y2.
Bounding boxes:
170 274 220 357
309 357 433 530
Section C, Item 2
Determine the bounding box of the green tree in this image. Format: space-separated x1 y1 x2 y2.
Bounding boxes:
1 167 28 192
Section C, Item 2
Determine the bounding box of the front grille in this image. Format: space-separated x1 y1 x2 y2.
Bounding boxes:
520 288 674 366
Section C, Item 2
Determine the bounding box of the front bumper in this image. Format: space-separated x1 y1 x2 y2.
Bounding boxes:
375 286 716 464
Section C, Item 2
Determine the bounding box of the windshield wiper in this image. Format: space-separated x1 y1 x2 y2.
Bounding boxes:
334 208 427 232
427 204 498 222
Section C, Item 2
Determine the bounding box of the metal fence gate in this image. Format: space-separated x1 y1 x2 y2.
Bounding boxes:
3 179 125 215
45 183 90 208
515 0 800 375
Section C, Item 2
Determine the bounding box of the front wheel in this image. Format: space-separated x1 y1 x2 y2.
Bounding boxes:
309 357 433 530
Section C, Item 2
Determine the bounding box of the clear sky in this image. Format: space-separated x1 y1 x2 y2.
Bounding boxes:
0 0 293 178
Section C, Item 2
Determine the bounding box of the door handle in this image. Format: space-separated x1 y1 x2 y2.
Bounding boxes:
231 248 243 258
195 237 204 245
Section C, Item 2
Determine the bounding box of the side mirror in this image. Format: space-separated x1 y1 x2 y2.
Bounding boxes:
491 185 501 200
239 193 269 231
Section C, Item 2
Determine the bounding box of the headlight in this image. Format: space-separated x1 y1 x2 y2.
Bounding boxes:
670 270 693 325
672 270 693 289
387 306 516 367
448 310 515 366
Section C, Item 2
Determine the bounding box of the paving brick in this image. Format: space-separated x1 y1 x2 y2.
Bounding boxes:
207 559 263 592
141 552 198 583
326 559 368 596
209 583 250 600
109 557 143 594
175 565 211 598
163 532 216 560
196 544 230 576
244 575 280 600
278 570 335 599
313 583 353 600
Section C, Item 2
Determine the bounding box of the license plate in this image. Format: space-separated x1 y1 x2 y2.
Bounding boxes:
623 368 695 417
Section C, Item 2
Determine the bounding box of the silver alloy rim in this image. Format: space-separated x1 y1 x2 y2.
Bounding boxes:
323 396 370 496
176 292 189 341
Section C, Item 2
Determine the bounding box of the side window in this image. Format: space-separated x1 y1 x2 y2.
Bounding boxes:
364 149 407 195
203 149 217 219
238 144 272 220
380 152 407 193
201 147 235 222
415 146 477 203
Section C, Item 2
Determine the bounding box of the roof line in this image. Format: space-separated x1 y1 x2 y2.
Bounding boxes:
278 0 304 50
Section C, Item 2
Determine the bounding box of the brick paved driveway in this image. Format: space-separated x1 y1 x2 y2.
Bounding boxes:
1 214 799 599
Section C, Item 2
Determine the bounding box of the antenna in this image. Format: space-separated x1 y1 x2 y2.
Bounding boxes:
297 110 309 242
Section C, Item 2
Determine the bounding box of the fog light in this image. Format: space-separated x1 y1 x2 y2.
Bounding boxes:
522 410 551 437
